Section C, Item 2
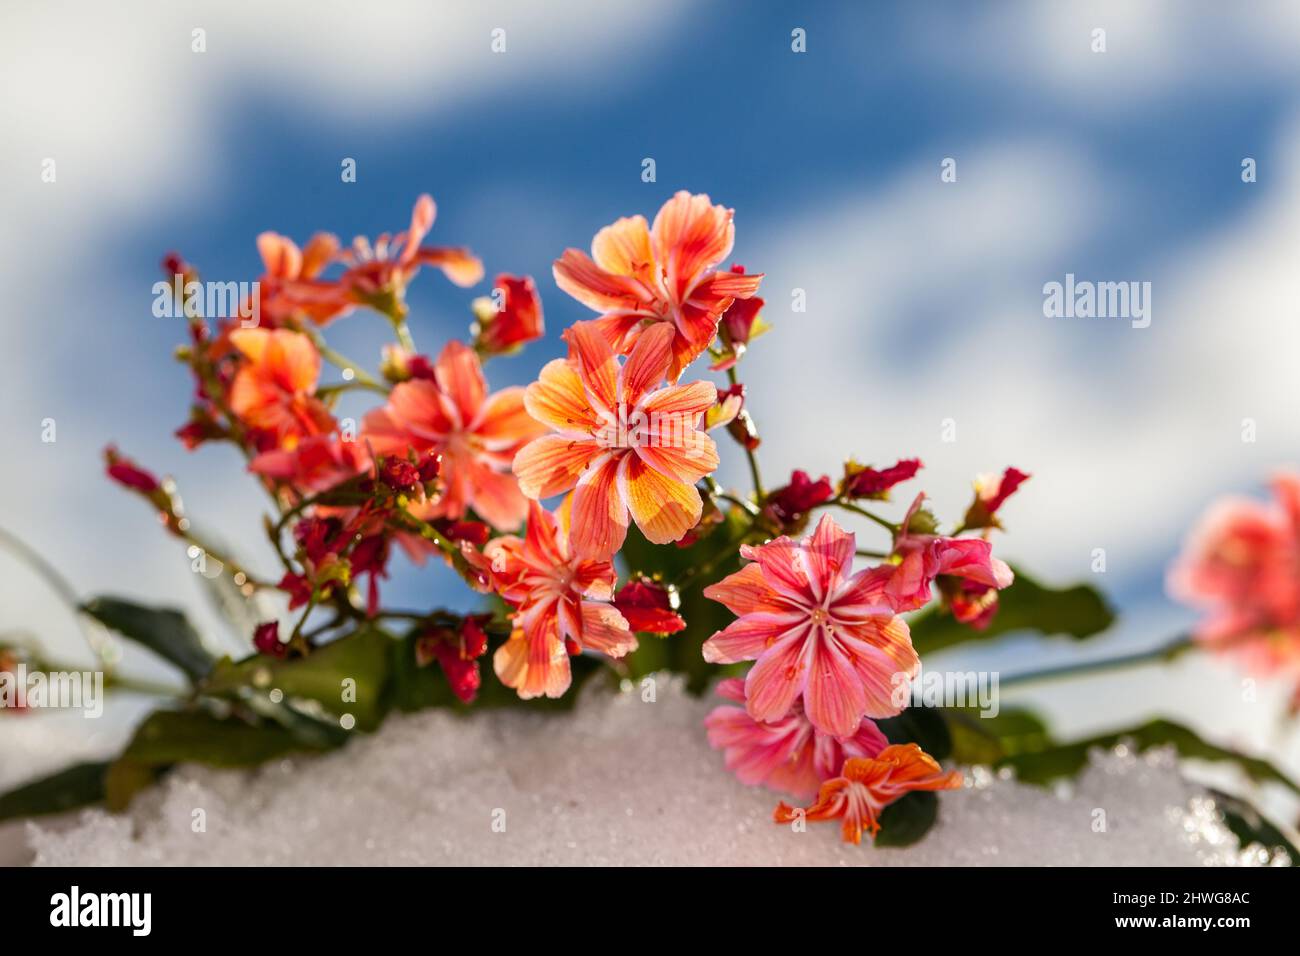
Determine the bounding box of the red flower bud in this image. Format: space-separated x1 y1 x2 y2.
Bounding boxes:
104 445 161 494
277 572 314 611
174 413 225 451
841 458 923 500
418 451 442 483
766 470 834 527
435 519 490 549
940 578 1001 630
473 274 545 355
293 516 343 566
416 618 490 703
253 621 287 658
614 578 686 635
379 456 421 493
962 467 1031 530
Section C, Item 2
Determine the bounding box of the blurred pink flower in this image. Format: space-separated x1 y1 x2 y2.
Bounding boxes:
1169 473 1300 683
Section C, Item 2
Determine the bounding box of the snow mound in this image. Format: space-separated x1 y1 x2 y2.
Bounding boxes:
26 676 1278 866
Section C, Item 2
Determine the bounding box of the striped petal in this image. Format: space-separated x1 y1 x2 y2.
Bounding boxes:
525 358 602 437
618 453 702 545
563 320 619 413
513 435 599 500
568 452 628 559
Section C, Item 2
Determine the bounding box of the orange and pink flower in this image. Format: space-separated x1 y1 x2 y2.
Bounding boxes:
702 514 918 737
513 321 719 559
706 677 888 799
331 194 483 317
486 500 637 699
363 340 543 531
553 191 763 382
252 230 350 326
227 328 335 450
773 744 963 844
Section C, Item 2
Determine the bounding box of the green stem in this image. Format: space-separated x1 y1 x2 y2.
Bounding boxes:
702 477 759 517
392 320 417 354
726 367 764 499
304 327 385 391
999 634 1194 689
831 498 899 535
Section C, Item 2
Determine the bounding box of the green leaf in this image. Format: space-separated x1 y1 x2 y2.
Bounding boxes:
1210 790 1298 865
122 708 320 768
942 706 1053 765
999 718 1300 797
0 761 109 822
874 790 939 847
81 596 215 683
103 759 165 812
877 706 953 761
203 627 392 732
909 567 1114 657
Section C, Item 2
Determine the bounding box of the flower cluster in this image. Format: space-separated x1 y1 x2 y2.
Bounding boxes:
106 189 1028 846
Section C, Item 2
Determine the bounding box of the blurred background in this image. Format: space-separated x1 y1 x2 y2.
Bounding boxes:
5 0 1300 810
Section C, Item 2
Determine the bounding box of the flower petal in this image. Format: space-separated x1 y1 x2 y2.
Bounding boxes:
641 379 716 419
513 435 599 500
576 601 637 658
741 536 814 605
800 514 856 604
703 562 793 616
618 453 702 545
591 214 655 281
525 358 602 436
743 624 811 723
433 340 487 425
563 320 619 414
493 615 571 700
803 629 870 738
474 386 544 451
650 191 735 304
837 616 919 719
553 249 646 313
568 452 628 559
414 246 484 287
702 611 803 664
619 322 674 408
634 430 719 485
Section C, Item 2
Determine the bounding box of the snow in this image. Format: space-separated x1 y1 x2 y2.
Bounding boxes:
24 676 1284 866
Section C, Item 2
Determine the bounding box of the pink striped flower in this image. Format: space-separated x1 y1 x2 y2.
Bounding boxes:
702 514 918 737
